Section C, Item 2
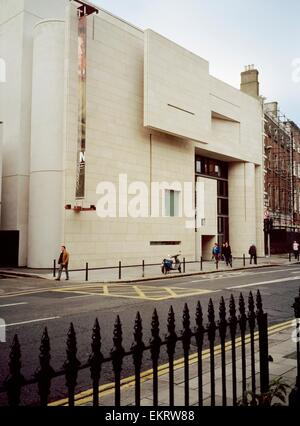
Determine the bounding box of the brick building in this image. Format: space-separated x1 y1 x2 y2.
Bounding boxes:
263 102 300 253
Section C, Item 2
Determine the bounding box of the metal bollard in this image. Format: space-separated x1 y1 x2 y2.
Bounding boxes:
216 258 218 270
289 252 291 262
53 259 56 278
200 256 203 271
142 260 145 278
183 257 186 273
243 254 246 267
85 262 89 282
119 261 122 280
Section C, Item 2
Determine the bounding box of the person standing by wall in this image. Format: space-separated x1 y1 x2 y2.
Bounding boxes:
55 246 70 281
249 244 257 265
292 241 299 260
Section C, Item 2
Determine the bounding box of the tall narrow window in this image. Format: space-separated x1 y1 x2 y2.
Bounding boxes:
76 14 87 199
165 190 180 217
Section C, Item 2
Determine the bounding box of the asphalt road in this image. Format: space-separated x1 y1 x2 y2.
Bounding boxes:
0 264 299 406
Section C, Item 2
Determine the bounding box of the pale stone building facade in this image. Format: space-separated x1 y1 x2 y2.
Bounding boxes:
0 0 264 268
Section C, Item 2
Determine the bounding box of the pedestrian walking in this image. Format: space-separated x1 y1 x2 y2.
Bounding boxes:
292 241 299 260
249 244 257 265
223 242 232 267
55 245 70 281
212 243 221 264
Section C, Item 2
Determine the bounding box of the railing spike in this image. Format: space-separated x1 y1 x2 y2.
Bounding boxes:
167 305 176 336
133 312 143 345
150 308 161 407
239 293 245 313
208 298 215 325
195 301 203 326
89 318 103 407
64 323 81 407
256 290 264 318
182 303 190 331
35 327 54 406
218 297 227 406
219 297 226 323
248 291 255 310
248 292 256 328
207 300 216 406
5 335 24 407
195 301 204 406
111 315 125 406
229 295 237 328
229 295 238 406
248 293 257 405
229 294 236 320
151 309 160 342
182 303 192 406
218 297 227 338
166 306 177 406
131 312 145 406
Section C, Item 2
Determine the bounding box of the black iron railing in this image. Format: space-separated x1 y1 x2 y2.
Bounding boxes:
0 290 275 407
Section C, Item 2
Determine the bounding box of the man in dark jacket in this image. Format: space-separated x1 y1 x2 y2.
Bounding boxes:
223 242 232 267
249 244 257 265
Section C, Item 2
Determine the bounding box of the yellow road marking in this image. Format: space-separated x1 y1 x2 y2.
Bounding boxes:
0 283 112 299
165 287 178 297
49 319 294 406
0 288 55 298
132 286 146 298
51 284 217 301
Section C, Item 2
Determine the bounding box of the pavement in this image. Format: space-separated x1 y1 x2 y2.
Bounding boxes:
0 254 296 283
50 320 298 406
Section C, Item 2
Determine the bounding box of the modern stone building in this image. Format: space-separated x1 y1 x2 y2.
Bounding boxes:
0 0 265 268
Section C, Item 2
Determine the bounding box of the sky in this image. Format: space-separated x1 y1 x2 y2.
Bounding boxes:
92 0 300 124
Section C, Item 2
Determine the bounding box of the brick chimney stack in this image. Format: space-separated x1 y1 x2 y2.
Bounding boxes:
240 65 260 98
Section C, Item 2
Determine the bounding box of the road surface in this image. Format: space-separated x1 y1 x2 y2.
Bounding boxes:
0 264 299 405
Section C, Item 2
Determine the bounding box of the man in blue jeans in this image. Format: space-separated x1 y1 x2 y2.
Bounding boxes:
55 246 70 281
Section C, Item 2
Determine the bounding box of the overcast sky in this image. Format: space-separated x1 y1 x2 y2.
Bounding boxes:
93 0 300 124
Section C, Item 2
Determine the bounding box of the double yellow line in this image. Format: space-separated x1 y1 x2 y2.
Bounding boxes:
49 319 294 406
